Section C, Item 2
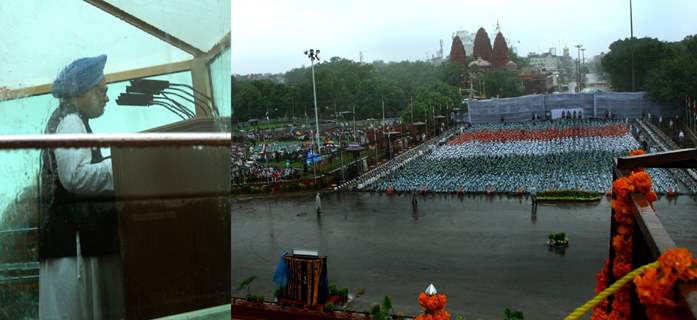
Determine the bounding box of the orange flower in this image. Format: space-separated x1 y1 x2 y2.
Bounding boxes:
646 191 657 202
607 310 629 320
659 248 697 281
646 305 692 320
418 292 428 307
684 260 697 280
629 171 653 194
613 259 631 279
595 259 609 294
634 264 679 307
611 290 631 317
617 224 632 236
416 292 450 320
612 177 635 199
592 303 609 320
599 172 697 319
612 199 634 225
418 293 447 312
629 149 646 156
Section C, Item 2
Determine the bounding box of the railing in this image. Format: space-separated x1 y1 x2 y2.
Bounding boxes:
610 148 697 319
634 119 697 193
337 127 457 191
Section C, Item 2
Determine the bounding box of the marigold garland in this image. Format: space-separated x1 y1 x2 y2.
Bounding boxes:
633 248 697 319
592 149 697 320
593 149 655 320
416 292 450 320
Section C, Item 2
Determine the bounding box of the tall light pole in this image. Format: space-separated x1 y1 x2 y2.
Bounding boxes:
575 44 581 90
581 48 586 90
630 0 636 91
304 49 322 154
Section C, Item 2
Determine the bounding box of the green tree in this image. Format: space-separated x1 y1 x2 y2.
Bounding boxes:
601 37 673 91
440 61 468 88
402 81 460 123
232 77 264 121
373 60 441 99
508 48 528 68
480 70 524 98
234 56 467 123
646 35 697 106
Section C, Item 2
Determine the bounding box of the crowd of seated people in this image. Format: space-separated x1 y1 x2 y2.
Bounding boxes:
365 120 681 194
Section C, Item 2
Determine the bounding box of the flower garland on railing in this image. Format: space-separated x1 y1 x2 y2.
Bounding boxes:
415 284 450 320
593 149 657 320
634 248 697 320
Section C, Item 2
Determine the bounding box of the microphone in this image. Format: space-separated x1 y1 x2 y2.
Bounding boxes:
115 93 153 106
129 79 170 94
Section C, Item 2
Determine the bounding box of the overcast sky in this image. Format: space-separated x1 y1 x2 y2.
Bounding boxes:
232 0 697 75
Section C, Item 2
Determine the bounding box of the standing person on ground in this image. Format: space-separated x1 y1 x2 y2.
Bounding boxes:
411 190 418 209
315 192 322 215
530 187 537 208
39 55 124 320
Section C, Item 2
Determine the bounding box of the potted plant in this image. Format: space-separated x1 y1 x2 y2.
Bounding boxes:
370 296 394 320
547 232 569 247
503 307 524 320
236 275 265 304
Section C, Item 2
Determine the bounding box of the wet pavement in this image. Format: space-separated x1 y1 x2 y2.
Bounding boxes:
231 192 697 320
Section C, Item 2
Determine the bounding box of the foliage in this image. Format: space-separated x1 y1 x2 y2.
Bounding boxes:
329 283 350 298
646 35 697 106
503 308 524 320
234 57 463 123
479 70 524 98
323 302 336 312
329 283 338 295
593 166 658 319
601 37 673 92
536 190 602 201
236 275 256 293
508 48 528 68
370 296 394 320
401 81 461 123
245 294 265 303
441 62 467 88
237 275 264 303
547 232 569 247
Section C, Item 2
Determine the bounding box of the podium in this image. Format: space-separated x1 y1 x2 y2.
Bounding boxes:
111 118 230 319
282 255 328 307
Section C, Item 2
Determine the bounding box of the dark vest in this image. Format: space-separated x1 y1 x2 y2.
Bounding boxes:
39 105 120 259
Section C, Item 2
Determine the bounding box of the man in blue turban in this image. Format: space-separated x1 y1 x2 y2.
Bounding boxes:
39 55 124 319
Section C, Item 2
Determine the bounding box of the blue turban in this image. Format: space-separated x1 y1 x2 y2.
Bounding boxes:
52 55 107 98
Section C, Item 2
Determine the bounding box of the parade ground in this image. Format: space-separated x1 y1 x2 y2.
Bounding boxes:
232 191 696 319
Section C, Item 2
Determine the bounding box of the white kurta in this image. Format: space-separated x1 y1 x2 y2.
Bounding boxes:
39 114 124 320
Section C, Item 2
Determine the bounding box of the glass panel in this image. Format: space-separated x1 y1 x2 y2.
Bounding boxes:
104 0 231 52
1 0 230 317
91 72 195 133
0 71 196 135
0 1 191 89
209 48 232 118
0 94 56 135
1 145 230 319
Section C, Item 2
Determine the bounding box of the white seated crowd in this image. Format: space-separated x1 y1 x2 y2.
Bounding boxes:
364 120 683 194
